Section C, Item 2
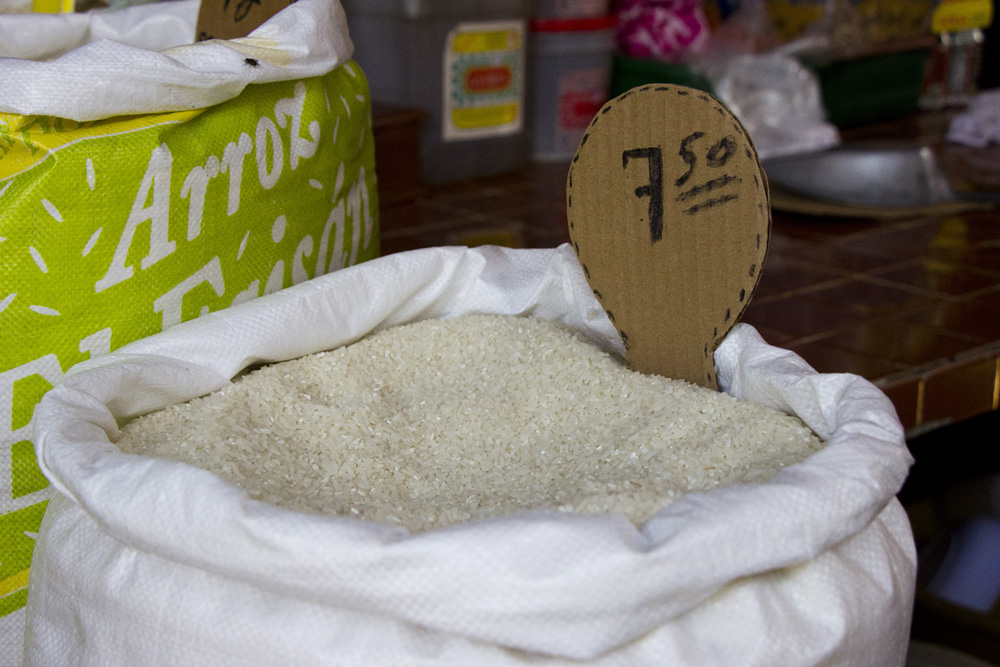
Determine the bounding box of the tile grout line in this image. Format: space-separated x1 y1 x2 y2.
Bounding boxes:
874 340 1000 389
915 379 925 427
746 277 854 305
776 299 981 350
774 253 914 278
994 358 1000 411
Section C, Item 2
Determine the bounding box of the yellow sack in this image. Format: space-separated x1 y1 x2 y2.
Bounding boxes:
0 1 378 661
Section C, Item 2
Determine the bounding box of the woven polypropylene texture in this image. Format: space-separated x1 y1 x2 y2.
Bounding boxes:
26 245 916 666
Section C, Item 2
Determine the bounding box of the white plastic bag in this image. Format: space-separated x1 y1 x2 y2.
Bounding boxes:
0 0 352 119
27 244 916 666
947 88 1000 148
0 0 199 62
690 0 840 160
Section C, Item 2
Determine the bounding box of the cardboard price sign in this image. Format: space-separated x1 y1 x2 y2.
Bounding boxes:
195 0 296 41
567 85 770 389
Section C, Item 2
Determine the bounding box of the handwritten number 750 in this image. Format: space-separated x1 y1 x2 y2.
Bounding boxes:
623 133 741 243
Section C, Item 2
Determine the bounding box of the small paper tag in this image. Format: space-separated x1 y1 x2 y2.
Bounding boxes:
195 0 296 42
567 84 770 389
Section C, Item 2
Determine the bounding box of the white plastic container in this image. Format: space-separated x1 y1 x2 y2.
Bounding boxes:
343 0 532 184
528 15 617 162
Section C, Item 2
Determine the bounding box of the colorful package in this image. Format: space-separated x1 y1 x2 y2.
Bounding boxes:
617 0 710 61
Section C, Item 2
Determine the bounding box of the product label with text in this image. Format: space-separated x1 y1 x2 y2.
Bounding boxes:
0 62 379 630
442 20 525 141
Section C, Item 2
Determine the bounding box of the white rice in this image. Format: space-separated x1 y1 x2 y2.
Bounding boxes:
116 314 823 532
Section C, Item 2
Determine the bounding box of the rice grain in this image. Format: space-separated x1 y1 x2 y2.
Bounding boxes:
116 315 823 532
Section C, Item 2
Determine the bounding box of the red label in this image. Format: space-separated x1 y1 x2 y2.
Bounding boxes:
464 66 512 93
560 91 605 130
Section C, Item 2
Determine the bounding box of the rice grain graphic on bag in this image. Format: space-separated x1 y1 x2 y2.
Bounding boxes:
0 0 378 661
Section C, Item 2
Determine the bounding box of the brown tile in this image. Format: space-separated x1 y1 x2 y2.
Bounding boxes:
380 233 430 256
372 105 425 208
380 218 526 255
753 256 845 299
526 225 571 249
413 175 479 200
770 213 888 243
921 357 998 425
740 296 863 339
821 317 981 367
785 340 906 379
423 164 570 213
962 210 1000 246
451 224 526 249
807 279 935 317
380 201 465 234
503 200 567 231
828 215 1000 275
878 379 921 431
866 259 1000 297
518 163 572 199
901 292 1000 344
942 243 1000 273
834 219 955 260
766 232 804 255
909 215 1000 268
427 189 530 217
965 286 1000 314
767 236 899 273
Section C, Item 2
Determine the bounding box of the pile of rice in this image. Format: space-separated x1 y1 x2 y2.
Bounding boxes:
116 315 823 531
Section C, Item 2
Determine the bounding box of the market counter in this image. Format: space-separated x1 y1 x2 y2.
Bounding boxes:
378 110 1000 434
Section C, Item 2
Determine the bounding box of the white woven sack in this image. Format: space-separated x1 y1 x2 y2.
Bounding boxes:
27 244 916 666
